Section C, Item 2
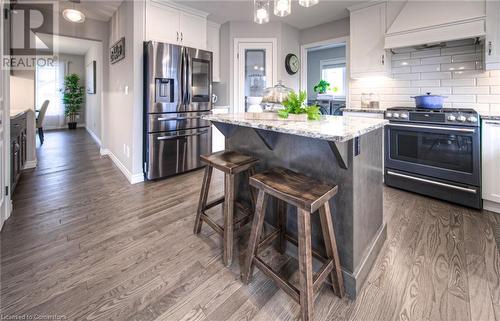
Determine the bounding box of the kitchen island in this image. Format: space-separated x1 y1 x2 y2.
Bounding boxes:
203 113 387 299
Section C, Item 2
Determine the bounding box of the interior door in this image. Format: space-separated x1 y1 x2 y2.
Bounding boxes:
235 41 275 113
0 0 11 228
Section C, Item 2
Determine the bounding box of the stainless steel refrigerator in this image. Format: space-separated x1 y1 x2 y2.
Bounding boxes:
144 41 213 180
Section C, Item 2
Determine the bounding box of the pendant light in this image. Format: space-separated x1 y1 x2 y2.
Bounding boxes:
274 0 291 17
63 0 85 23
299 0 318 7
254 0 270 24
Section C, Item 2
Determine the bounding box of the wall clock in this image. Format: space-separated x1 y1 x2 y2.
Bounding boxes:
285 53 299 75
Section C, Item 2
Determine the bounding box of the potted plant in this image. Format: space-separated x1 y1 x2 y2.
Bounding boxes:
313 80 330 94
62 73 84 130
278 90 321 121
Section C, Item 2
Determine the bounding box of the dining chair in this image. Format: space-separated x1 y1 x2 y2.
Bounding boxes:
36 100 49 145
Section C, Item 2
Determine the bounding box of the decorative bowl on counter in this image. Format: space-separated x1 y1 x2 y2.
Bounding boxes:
261 80 292 111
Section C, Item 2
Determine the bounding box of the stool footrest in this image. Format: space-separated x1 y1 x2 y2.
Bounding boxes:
205 196 225 210
201 214 224 236
253 256 300 303
313 259 334 295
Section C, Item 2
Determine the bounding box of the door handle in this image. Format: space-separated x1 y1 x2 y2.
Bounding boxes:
157 116 200 121
388 123 476 133
156 130 208 140
488 41 492 56
386 171 477 194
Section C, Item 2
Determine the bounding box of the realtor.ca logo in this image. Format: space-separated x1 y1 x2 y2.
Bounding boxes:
2 1 58 70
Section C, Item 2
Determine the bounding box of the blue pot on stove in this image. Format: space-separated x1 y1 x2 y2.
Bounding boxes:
411 92 447 109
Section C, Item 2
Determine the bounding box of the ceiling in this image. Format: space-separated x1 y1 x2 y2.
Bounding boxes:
37 33 100 55
58 0 123 21
175 0 357 30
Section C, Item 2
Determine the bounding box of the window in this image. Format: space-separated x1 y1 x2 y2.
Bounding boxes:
320 58 346 98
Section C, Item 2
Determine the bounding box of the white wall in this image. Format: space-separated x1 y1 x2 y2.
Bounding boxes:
85 42 103 142
59 53 86 128
299 17 350 45
9 70 34 110
102 0 144 182
350 39 500 116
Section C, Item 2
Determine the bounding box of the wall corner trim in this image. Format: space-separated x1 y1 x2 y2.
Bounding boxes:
99 148 144 185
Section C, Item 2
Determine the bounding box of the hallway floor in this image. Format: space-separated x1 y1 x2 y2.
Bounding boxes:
1 128 499 321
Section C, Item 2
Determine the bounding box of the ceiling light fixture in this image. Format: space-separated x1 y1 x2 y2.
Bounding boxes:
254 0 270 24
298 0 319 8
63 0 85 23
274 0 291 17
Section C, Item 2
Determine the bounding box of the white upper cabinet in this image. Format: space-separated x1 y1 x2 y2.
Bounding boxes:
146 0 208 49
485 0 500 69
179 11 207 49
206 22 221 82
349 2 390 78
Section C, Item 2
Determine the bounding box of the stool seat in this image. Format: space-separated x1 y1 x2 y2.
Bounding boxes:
250 167 338 213
201 150 259 174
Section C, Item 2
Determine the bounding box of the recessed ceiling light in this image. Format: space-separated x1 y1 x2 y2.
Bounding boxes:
63 9 85 23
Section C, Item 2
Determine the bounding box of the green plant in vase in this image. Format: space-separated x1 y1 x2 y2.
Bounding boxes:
313 80 330 94
62 73 84 130
278 90 321 121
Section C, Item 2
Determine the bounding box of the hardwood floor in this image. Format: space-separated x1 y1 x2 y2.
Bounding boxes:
1 128 499 321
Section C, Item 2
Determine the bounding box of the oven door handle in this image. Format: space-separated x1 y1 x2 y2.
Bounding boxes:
157 130 208 140
387 123 476 133
386 171 477 194
157 116 200 121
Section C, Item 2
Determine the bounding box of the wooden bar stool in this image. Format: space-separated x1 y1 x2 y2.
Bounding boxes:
241 167 344 321
194 150 259 267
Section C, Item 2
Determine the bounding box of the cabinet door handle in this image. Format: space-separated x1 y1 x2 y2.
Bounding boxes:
181 32 183 42
381 54 385 65
176 31 179 42
488 41 492 56
485 121 500 126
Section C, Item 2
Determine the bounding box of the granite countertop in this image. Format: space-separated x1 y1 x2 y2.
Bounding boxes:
341 108 386 114
480 114 500 121
10 108 31 118
204 113 387 142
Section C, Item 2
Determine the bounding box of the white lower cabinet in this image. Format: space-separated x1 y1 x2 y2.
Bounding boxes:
482 119 500 212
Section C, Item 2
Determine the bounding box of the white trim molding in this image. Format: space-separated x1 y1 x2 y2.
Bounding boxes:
100 148 144 184
23 160 37 170
86 127 101 146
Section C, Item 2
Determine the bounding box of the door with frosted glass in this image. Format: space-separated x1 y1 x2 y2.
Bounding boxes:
236 41 275 113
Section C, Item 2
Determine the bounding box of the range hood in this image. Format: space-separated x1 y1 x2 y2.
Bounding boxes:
385 1 486 49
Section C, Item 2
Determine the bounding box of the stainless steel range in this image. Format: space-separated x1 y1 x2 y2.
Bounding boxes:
384 107 482 209
143 41 213 180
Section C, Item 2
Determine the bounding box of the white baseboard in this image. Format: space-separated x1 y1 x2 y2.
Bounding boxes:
100 148 144 184
23 159 37 169
85 127 101 146
484 200 500 214
45 123 86 131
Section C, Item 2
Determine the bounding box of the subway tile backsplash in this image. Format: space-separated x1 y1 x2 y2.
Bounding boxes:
350 40 500 115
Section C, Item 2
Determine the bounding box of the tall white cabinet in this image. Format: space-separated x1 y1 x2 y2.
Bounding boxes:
207 22 221 82
348 2 390 78
145 0 208 49
482 119 500 212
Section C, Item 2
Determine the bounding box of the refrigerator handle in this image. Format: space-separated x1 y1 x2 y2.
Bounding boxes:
180 48 187 106
186 50 192 106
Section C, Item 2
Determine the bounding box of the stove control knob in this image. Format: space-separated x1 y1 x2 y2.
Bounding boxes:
447 115 456 121
467 116 478 123
457 115 467 122
400 113 408 119
386 112 393 118
393 113 400 118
